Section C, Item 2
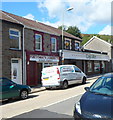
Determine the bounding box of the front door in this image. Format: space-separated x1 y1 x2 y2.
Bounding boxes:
11 59 22 84
28 62 42 86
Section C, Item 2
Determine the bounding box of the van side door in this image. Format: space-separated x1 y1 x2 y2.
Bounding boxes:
74 66 83 83
60 66 75 85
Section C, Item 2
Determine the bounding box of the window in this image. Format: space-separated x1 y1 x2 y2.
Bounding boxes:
51 37 56 52
75 42 80 50
94 61 100 72
9 29 21 49
65 38 71 50
35 34 42 51
74 66 81 73
43 63 58 68
1 78 14 86
87 61 92 72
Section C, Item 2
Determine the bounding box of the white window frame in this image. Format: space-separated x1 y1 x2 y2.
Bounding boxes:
9 28 21 50
75 42 80 50
65 38 71 50
35 34 42 51
51 37 57 52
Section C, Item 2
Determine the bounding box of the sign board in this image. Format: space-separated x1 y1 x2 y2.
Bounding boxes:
30 55 59 62
63 50 110 61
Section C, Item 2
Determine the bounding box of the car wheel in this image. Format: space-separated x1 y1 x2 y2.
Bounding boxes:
82 77 86 84
20 90 28 99
62 81 68 89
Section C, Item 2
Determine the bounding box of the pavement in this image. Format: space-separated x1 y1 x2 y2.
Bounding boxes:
30 74 103 94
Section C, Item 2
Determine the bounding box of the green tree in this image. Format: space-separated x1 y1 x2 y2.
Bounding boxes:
58 25 67 31
66 26 82 38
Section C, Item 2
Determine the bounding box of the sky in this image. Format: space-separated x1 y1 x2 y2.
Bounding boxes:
1 0 113 35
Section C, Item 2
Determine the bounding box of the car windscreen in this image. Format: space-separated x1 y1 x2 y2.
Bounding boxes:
89 77 113 96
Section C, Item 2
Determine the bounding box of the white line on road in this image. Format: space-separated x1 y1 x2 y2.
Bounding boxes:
42 93 83 108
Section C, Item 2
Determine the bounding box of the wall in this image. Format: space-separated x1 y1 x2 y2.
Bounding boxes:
2 21 23 79
24 28 34 51
84 37 112 59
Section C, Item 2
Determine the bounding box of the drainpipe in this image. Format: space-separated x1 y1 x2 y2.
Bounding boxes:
22 26 26 85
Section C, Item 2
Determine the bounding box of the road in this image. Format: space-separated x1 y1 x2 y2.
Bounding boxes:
0 78 97 119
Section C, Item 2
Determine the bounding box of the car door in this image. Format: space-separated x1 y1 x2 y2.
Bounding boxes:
2 78 19 99
74 66 83 83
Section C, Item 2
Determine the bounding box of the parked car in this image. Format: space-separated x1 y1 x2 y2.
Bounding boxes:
0 78 31 100
73 73 113 119
41 65 87 89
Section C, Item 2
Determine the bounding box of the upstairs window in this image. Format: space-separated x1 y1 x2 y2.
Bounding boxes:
51 37 56 52
75 42 80 50
35 34 42 51
9 29 21 49
65 38 71 50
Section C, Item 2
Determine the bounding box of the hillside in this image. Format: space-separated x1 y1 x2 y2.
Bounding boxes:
81 34 113 45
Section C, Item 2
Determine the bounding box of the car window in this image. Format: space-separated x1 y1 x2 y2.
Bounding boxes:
60 66 74 73
2 79 14 86
90 77 113 95
74 66 81 73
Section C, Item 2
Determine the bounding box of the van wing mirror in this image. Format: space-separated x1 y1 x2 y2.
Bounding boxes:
84 87 90 91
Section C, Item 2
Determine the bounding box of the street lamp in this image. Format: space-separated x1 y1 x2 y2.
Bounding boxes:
61 7 73 65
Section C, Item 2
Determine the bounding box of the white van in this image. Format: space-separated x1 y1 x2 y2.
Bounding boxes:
41 65 87 89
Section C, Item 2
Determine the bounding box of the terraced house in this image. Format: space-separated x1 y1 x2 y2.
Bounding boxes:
1 11 111 86
1 10 82 86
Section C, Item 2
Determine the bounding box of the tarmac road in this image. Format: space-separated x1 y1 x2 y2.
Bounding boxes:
1 78 97 119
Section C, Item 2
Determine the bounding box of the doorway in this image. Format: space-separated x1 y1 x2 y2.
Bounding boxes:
11 59 22 84
28 61 42 86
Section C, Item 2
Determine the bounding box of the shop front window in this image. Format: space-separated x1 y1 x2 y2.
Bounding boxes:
101 61 105 73
94 61 100 72
88 61 92 72
43 63 58 68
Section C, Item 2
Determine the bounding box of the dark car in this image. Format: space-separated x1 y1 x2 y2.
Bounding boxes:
0 78 31 100
73 73 113 119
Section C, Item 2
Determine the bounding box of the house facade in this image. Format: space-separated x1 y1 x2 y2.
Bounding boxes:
1 11 111 87
1 11 24 84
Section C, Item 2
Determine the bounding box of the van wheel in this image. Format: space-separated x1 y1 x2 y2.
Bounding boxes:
82 77 86 84
46 87 51 90
62 81 68 89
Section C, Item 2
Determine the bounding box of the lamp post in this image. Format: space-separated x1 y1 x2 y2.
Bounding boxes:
61 7 73 65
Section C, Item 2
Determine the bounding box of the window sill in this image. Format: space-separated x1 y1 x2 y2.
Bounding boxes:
35 49 42 51
9 48 21 51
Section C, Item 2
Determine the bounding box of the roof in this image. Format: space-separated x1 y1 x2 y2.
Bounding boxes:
1 10 82 41
83 36 112 47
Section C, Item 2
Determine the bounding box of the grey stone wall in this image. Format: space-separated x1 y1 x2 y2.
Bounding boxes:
24 28 34 51
2 21 23 79
44 33 51 53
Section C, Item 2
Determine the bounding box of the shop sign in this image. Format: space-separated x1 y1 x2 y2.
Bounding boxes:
63 50 110 61
86 54 96 59
30 55 59 62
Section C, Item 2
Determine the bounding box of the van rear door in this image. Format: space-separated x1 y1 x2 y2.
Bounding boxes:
41 66 60 87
